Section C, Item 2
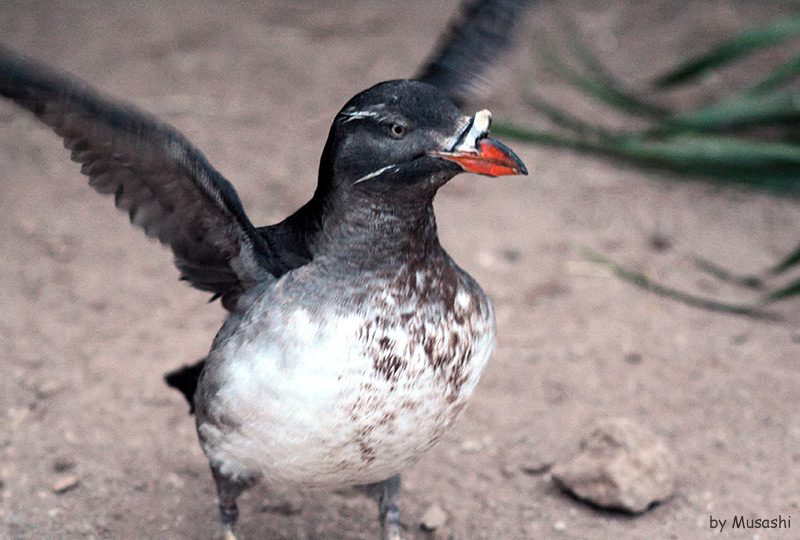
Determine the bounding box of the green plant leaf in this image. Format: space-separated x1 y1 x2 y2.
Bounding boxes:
582 247 781 319
693 257 764 288
749 52 800 93
761 276 800 303
496 121 800 193
653 16 800 87
539 44 669 119
769 241 800 275
660 88 800 133
522 92 615 141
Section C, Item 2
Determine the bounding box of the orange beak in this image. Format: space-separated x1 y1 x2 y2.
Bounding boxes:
429 109 528 177
433 137 527 177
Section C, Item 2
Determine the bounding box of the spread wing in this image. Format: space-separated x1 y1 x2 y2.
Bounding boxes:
0 46 292 308
415 0 532 108
0 0 531 314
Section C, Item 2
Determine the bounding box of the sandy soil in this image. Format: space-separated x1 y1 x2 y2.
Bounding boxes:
2 1 799 539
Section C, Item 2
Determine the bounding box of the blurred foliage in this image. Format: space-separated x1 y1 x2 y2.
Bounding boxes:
496 11 800 317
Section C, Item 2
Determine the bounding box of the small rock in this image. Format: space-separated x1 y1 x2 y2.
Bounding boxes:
499 434 557 478
521 461 552 475
420 503 448 531
52 474 79 494
52 457 75 473
35 380 64 399
551 417 677 513
553 520 567 532
459 438 482 454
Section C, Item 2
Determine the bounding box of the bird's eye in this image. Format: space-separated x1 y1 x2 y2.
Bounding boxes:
389 123 406 138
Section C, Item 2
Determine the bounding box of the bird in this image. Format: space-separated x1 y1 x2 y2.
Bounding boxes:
0 2 530 539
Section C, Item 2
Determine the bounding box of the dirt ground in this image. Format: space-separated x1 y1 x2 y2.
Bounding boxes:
2 1 800 539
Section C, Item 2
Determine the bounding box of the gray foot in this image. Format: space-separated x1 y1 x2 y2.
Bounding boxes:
211 464 258 540
365 474 403 540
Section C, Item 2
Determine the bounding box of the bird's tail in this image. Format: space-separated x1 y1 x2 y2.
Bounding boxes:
164 358 206 414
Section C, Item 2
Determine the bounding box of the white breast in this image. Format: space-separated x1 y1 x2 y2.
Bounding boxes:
198 266 495 487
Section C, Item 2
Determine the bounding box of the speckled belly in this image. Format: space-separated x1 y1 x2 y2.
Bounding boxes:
199 298 495 486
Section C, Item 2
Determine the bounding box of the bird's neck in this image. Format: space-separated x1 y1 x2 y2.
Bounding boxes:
313 189 445 274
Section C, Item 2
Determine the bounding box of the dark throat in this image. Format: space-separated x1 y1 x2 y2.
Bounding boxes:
312 187 445 274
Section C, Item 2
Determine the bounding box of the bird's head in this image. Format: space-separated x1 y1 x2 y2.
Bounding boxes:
317 80 527 205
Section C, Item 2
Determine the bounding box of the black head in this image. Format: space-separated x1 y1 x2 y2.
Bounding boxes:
316 80 526 205
296 80 526 268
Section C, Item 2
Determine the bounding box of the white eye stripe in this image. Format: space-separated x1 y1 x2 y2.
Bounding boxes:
338 110 384 123
337 106 410 129
353 164 399 184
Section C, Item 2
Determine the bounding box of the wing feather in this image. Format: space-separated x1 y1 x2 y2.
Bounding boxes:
0 46 286 307
415 0 532 107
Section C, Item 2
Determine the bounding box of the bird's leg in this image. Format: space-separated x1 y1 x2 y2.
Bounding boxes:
210 464 257 540
365 474 403 540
